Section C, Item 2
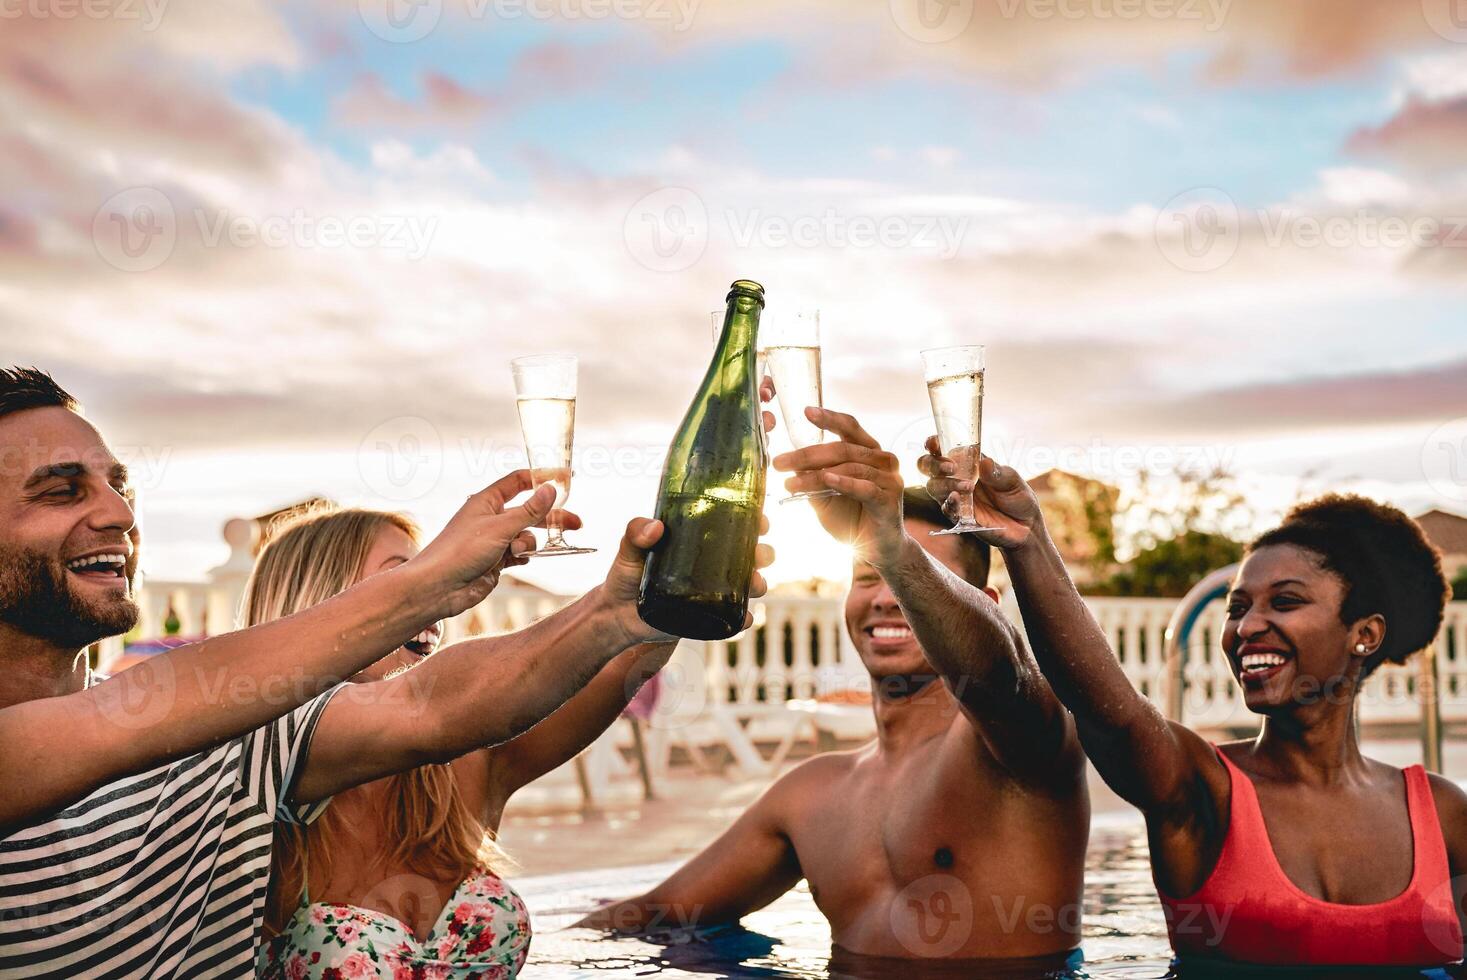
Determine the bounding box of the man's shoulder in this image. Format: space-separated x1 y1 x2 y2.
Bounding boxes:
937 710 1089 800
766 746 863 802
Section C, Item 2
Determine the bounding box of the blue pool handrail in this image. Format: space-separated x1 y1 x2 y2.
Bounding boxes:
1161 564 1237 722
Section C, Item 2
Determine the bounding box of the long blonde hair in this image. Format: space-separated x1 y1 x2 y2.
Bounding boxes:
246 505 507 934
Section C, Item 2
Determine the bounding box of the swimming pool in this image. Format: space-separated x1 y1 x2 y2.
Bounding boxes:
514 814 1176 979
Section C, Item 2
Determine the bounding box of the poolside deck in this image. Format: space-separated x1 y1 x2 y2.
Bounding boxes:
499 736 1467 877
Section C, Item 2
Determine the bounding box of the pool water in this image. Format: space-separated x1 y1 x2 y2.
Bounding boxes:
514 814 1174 979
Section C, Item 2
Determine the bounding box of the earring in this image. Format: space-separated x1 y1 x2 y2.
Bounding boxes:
1355 643 1367 654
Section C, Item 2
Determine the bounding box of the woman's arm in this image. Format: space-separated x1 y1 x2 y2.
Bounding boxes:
473 385 781 813
1428 773 1467 959
920 448 1221 815
291 519 773 805
483 641 676 803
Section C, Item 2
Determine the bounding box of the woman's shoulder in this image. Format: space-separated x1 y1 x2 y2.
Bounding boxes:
1424 771 1467 830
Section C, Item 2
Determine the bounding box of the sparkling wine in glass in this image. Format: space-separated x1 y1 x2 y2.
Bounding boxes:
511 354 596 557
922 345 996 535
763 310 837 504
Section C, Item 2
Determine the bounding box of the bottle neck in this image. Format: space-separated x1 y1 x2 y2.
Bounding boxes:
717 296 761 355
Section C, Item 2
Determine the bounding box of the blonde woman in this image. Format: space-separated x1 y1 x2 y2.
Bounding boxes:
252 505 774 978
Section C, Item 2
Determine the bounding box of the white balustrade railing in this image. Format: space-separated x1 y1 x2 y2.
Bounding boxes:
96 543 1467 738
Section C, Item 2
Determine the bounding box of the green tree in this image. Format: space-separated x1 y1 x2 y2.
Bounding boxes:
1452 566 1467 601
1086 467 1251 598
1090 530 1244 599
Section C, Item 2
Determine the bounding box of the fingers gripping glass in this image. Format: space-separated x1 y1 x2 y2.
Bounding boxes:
711 309 836 505
922 345 998 536
511 354 596 557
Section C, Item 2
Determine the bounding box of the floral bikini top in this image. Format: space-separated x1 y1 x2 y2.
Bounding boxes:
257 864 532 980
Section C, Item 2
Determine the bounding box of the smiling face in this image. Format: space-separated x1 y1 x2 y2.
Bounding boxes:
1222 543 1378 714
844 515 996 679
351 523 441 682
0 406 141 649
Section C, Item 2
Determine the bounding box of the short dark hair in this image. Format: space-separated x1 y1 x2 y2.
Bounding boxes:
902 487 991 587
0 367 78 421
1249 494 1448 678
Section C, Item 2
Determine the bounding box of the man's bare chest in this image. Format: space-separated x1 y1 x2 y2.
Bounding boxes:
789 760 993 907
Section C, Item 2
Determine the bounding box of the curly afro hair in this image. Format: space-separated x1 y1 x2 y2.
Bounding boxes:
1248 494 1448 678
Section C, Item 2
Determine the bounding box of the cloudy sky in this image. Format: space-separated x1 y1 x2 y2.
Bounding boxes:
3 0 1466 593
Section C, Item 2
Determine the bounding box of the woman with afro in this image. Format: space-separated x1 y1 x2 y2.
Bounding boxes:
920 444 1466 972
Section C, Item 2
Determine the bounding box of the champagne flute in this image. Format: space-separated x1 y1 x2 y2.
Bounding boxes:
510 354 596 557
922 345 997 535
763 310 837 504
710 309 832 503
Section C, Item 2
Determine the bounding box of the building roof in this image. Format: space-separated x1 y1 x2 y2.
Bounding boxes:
1029 468 1119 500
1415 508 1467 557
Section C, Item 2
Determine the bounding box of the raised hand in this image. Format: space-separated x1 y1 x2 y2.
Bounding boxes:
772 407 906 565
412 470 582 615
917 437 1040 549
602 514 775 644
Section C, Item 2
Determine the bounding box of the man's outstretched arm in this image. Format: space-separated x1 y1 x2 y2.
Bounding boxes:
775 408 1079 787
0 473 553 836
875 529 1079 785
576 766 805 932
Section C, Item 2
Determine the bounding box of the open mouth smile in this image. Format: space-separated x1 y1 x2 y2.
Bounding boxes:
1234 644 1292 686
64 552 130 584
863 621 914 649
403 625 442 658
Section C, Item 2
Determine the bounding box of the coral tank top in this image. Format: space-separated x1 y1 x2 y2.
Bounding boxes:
1159 751 1462 967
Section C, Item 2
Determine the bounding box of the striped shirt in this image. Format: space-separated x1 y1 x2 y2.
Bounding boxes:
0 690 338 979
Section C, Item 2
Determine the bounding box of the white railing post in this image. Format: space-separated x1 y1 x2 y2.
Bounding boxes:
206 517 259 632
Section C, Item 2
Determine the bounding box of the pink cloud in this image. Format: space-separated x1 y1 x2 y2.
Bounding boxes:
329 40 641 132
1345 95 1467 172
1106 357 1467 437
333 72 503 129
651 0 1449 88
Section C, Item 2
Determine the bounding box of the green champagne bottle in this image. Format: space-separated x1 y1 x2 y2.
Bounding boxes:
638 280 768 640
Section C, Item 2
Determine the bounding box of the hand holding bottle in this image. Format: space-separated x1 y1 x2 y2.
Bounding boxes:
601 514 776 645
638 280 772 640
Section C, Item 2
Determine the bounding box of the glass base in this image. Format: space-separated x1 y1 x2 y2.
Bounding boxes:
525 545 598 558
779 489 840 505
930 524 999 536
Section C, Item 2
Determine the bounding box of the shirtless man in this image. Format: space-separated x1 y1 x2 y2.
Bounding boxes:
580 408 1089 967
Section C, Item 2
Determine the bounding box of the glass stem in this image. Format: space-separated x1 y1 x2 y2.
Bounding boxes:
545 511 567 548
957 490 977 526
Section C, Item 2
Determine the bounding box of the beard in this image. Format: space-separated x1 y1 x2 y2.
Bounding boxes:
0 542 139 649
